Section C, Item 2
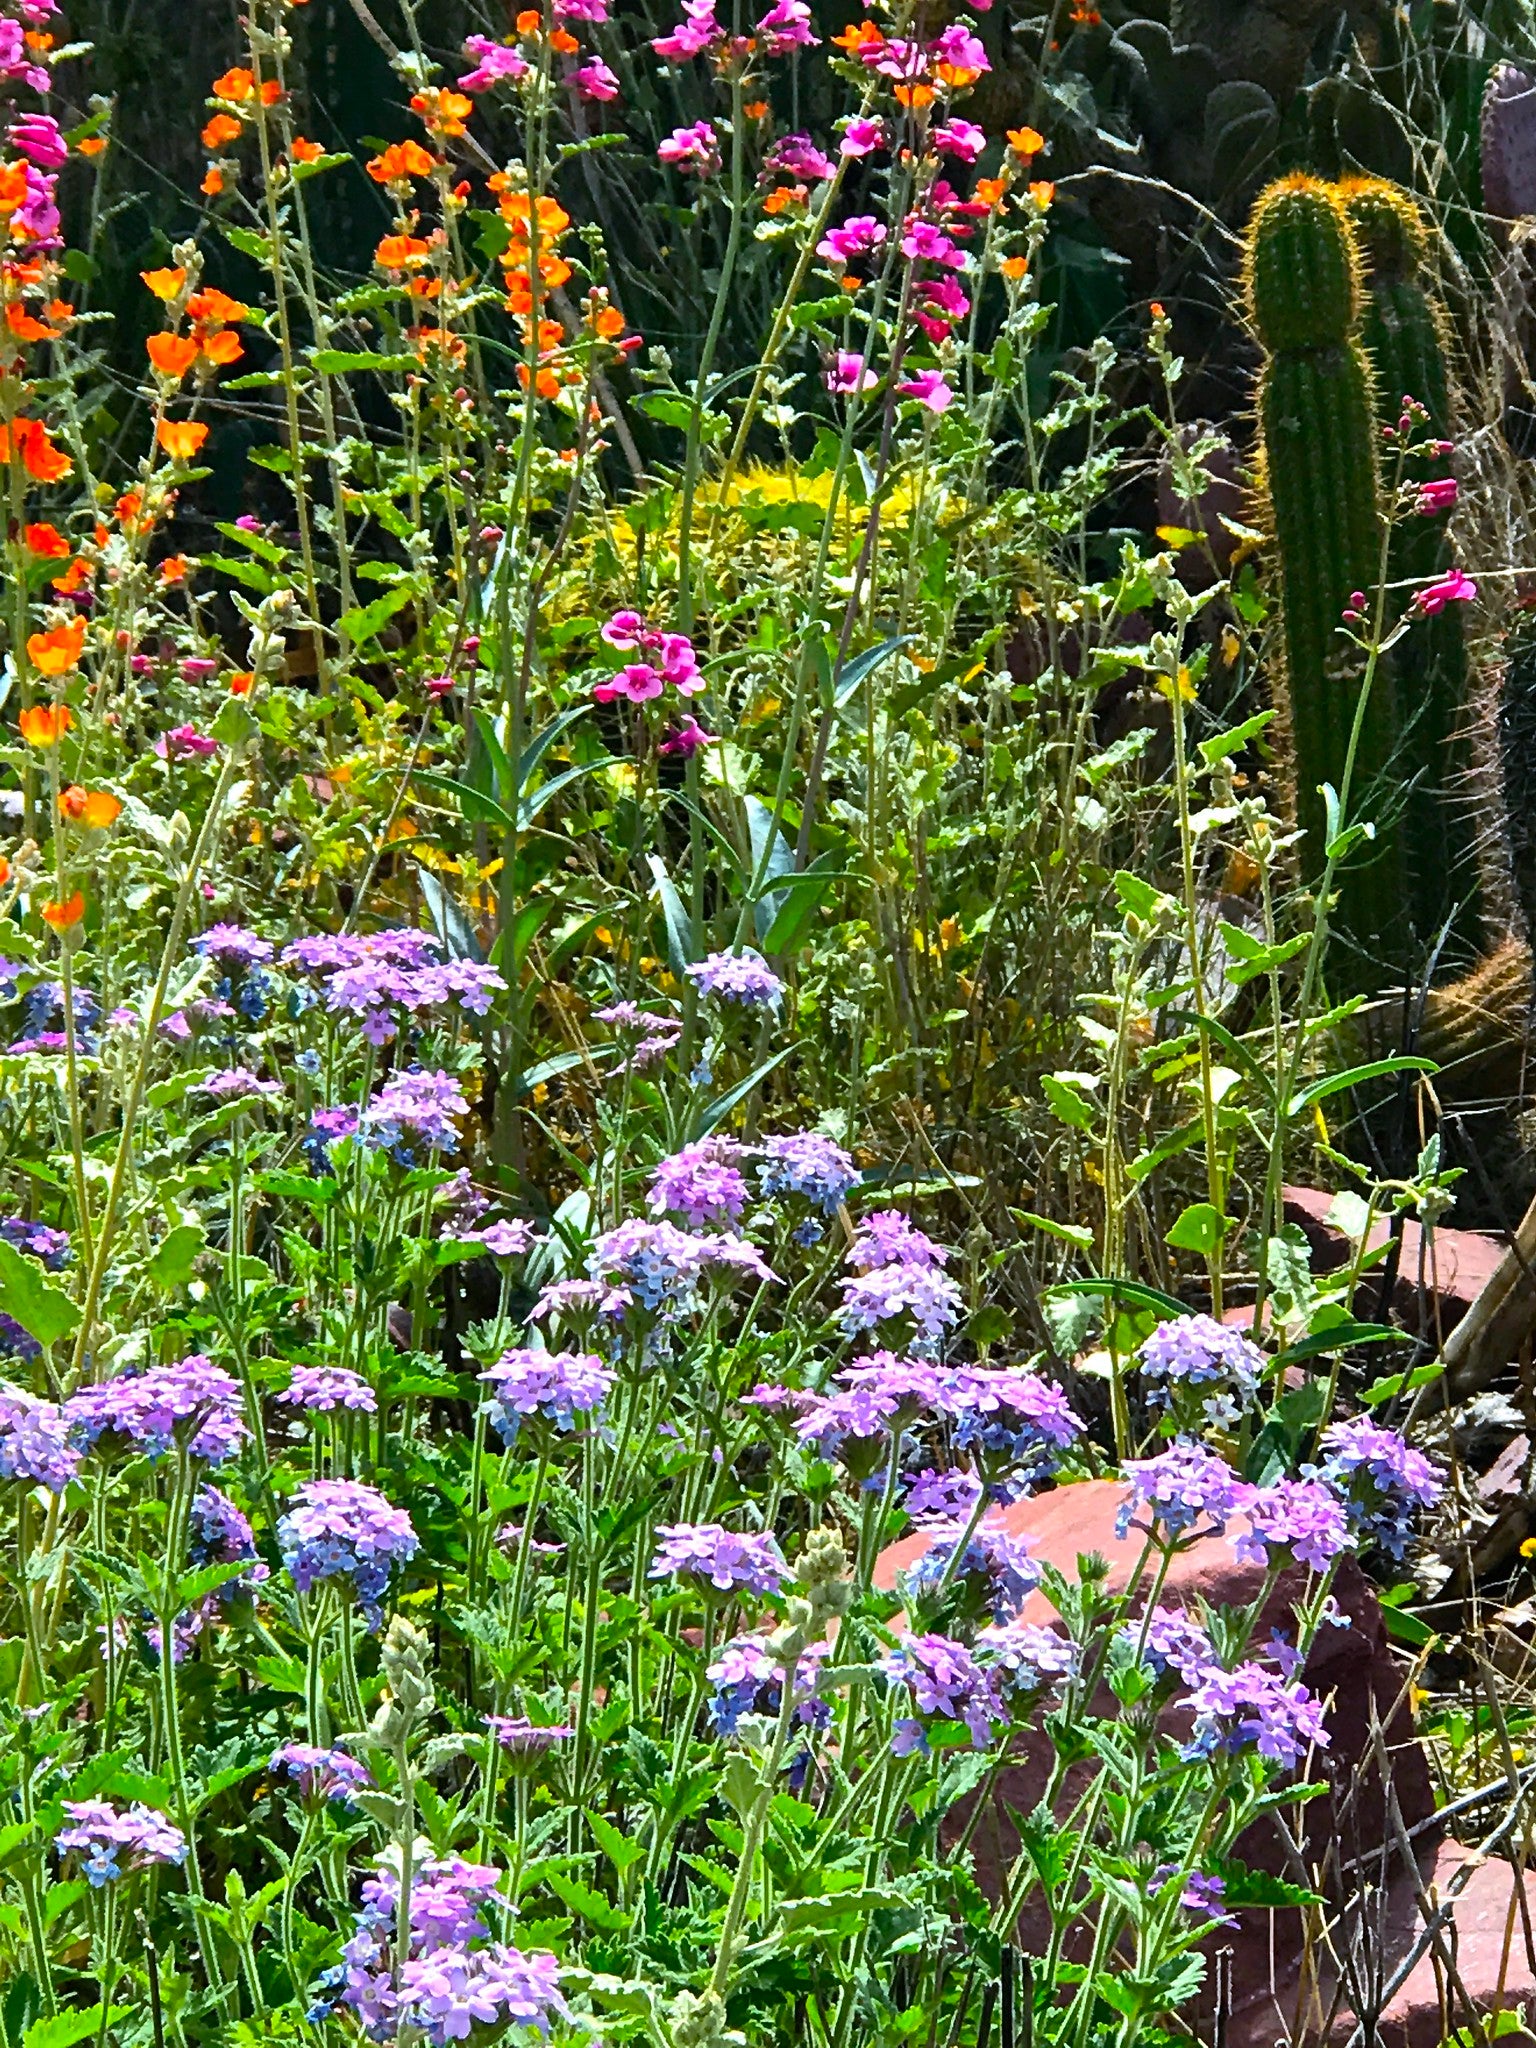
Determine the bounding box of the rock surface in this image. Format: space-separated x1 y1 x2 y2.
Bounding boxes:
1281 1185 1504 1337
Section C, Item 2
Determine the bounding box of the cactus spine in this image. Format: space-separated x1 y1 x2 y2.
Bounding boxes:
1339 176 1480 962
1245 175 1397 978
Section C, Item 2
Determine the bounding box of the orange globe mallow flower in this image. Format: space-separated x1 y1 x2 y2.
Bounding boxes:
188 288 248 324
18 703 72 746
23 521 69 557
51 558 89 595
229 670 254 696
157 419 209 460
210 68 280 105
201 114 242 149
40 890 84 929
27 617 85 675
409 88 472 138
146 332 199 380
375 234 432 272
0 416 72 482
59 786 121 827
366 139 435 185
290 136 325 164
142 265 187 300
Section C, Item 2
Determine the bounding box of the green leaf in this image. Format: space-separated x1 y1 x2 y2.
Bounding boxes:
0 1238 78 1348
1199 710 1274 766
223 225 273 262
834 633 914 710
410 769 519 832
760 854 849 955
25 2009 132 2048
698 1042 799 1137
1287 1058 1437 1116
1271 1320 1403 1368
1047 1276 1187 1317
1380 1601 1438 1649
646 853 695 976
311 349 416 375
745 796 794 944
1042 1074 1098 1133
586 1810 646 1873
1016 1211 1094 1251
1360 1360 1445 1406
1164 1202 1228 1256
544 1871 629 1932
147 1222 207 1292
338 583 417 648
1112 870 1170 921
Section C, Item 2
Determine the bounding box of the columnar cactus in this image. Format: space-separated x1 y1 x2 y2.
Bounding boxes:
1482 63 1536 224
1245 174 1397 973
1340 177 1480 960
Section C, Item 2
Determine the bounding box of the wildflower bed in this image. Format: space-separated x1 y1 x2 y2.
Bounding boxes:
0 0 1498 2045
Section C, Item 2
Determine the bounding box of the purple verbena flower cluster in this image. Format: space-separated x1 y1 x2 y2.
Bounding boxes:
479 1348 614 1442
485 1717 574 1753
1131 1606 1218 1686
706 1636 831 1735
278 1365 378 1414
588 1218 777 1316
0 1383 78 1490
882 1632 1001 1752
277 1479 419 1626
975 1620 1078 1701
593 1001 682 1068
1234 1477 1353 1574
332 1856 565 2045
1181 1660 1330 1769
359 1069 469 1163
758 1131 859 1240
1137 1313 1264 1428
0 1215 69 1266
270 1743 372 1804
1318 1416 1444 1562
1116 1439 1243 1544
650 1520 789 1596
66 1355 248 1466
54 1800 187 1887
902 1512 1041 1624
684 948 784 1008
646 1137 751 1228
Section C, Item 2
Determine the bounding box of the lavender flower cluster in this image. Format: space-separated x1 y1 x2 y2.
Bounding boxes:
479 1348 614 1442
276 1479 419 1626
55 1800 187 1887
325 1855 565 2046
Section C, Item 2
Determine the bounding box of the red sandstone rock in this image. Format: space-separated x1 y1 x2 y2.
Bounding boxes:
1282 1186 1504 1337
1228 1839 1536 2048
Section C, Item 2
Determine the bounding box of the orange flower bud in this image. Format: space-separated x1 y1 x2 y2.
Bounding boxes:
40 889 84 928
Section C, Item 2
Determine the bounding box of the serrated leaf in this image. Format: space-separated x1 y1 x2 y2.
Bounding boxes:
544 1871 629 1931
586 1809 645 1873
25 2008 132 2048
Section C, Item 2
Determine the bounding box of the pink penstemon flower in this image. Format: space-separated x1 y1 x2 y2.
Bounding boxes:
1414 477 1457 516
897 369 956 413
1415 567 1477 614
